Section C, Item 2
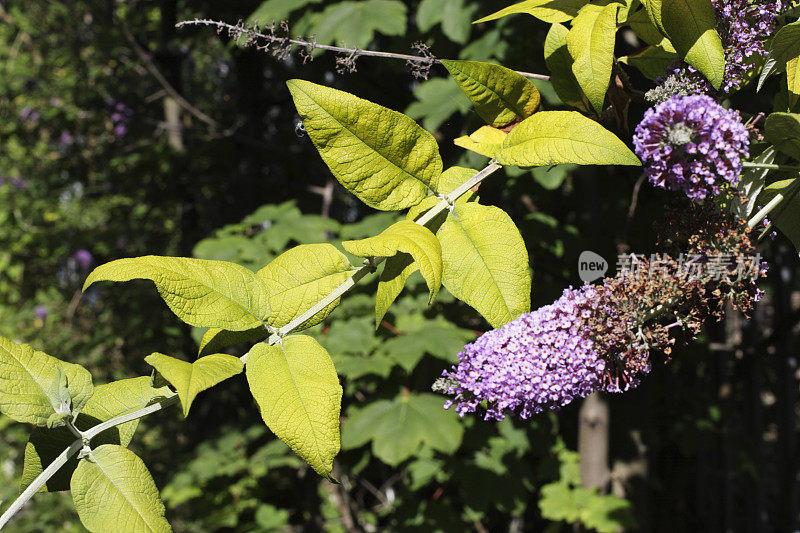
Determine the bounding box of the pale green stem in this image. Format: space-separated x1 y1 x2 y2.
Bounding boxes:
741 161 800 172
747 174 800 230
0 393 179 530
257 160 503 351
0 440 83 529
1 161 505 525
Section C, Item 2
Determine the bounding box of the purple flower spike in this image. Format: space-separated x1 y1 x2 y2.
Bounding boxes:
74 249 94 271
442 286 642 421
633 95 749 201
35 305 49 320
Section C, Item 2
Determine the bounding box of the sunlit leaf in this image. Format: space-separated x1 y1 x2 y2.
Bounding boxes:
437 203 531 327
145 352 243 417
246 336 342 479
84 256 271 331
287 79 442 210
71 445 171 532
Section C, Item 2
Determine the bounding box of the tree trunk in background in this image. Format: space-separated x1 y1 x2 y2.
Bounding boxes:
579 392 610 490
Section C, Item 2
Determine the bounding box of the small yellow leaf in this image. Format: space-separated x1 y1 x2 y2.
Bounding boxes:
454 126 508 158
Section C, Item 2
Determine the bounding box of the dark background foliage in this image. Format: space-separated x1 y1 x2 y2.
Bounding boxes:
0 1 798 531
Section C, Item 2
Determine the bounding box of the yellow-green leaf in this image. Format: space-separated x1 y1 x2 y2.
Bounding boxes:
474 0 590 24
757 178 800 253
788 56 800 109
71 445 171 533
496 111 641 167
544 22 589 111
198 326 269 357
145 352 243 417
627 7 672 48
566 3 619 115
257 244 354 330
374 253 417 328
651 0 725 90
454 126 508 158
245 336 342 479
343 220 442 304
619 44 678 80
0 336 92 427
441 59 540 127
287 79 442 211
765 112 800 161
84 256 270 331
437 203 531 327
758 21 800 93
21 377 171 493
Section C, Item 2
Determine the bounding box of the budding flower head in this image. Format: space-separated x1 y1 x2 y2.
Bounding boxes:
653 0 784 96
441 285 646 421
633 95 749 201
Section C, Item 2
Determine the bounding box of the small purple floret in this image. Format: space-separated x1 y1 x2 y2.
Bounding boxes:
74 249 94 271
442 285 640 421
633 95 749 201
35 305 49 320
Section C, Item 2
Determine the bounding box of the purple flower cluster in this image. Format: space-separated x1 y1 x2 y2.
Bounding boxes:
633 95 750 201
442 285 640 421
714 0 784 93
109 100 133 138
662 0 784 95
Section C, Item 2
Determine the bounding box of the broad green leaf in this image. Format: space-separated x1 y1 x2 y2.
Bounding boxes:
474 0 590 24
0 336 92 426
287 79 442 210
21 377 171 493
653 0 725 90
385 168 484 327
417 0 475 44
377 321 473 371
198 326 269 357
257 244 354 330
341 392 464 466
544 23 589 111
441 60 541 127
71 445 171 533
758 21 800 92
405 78 473 132
497 111 641 167
619 44 678 80
788 57 800 109
642 0 666 35
437 203 531 327
294 0 406 50
566 3 619 115
343 220 442 304
626 7 671 47
246 336 342 479
145 353 243 417
765 113 800 161
731 147 776 220
248 0 323 24
84 256 270 331
758 178 800 253
374 253 416 328
454 126 508 158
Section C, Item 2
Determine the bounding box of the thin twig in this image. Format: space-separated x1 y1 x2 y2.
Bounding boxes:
119 20 218 128
176 19 551 81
